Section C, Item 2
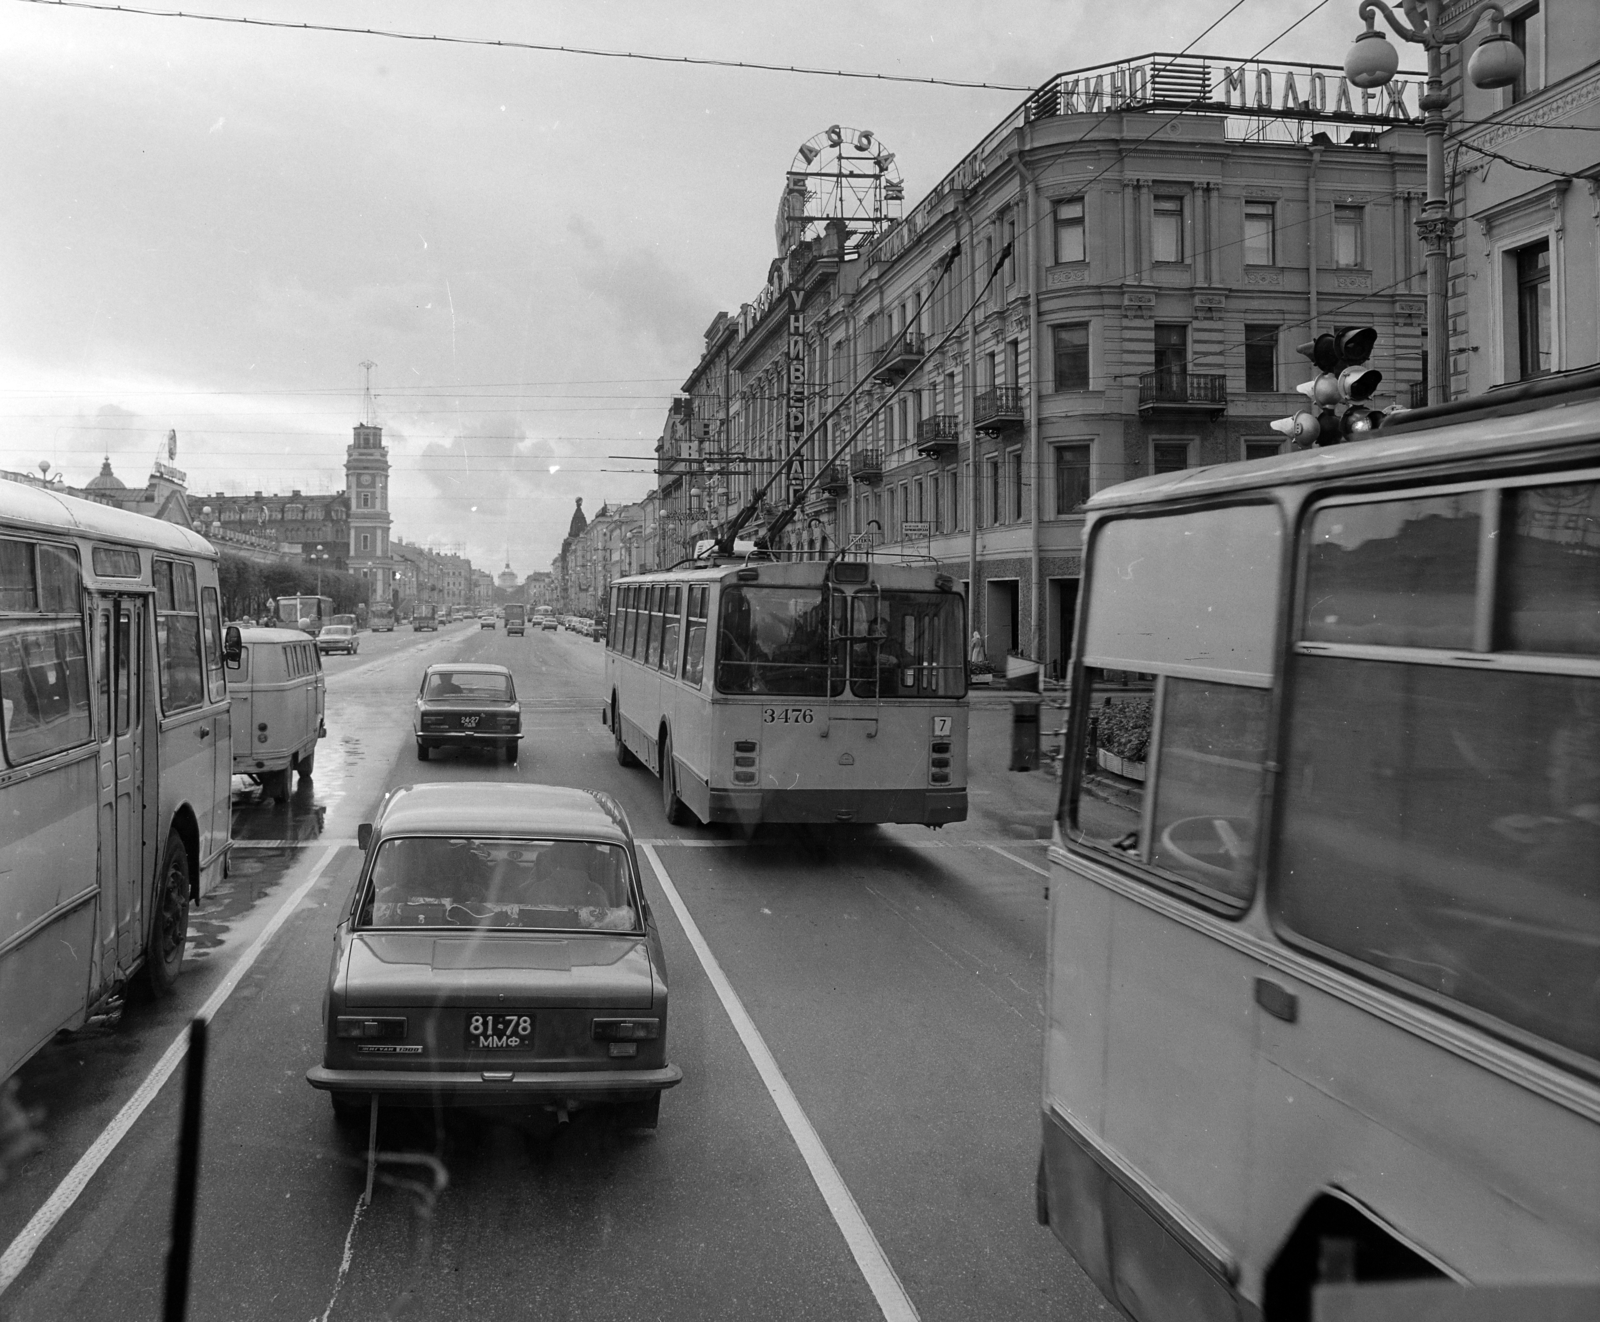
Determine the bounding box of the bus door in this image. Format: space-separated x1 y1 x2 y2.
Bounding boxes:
95 595 146 974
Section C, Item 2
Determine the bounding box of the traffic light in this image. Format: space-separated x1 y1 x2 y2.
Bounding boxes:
1273 326 1385 448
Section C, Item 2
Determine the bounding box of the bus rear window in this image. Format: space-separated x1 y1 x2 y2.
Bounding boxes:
844 591 965 698
716 587 833 697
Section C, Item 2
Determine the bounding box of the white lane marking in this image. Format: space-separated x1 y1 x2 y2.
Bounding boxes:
0 844 343 1297
639 844 918 1322
985 844 1051 878
315 1196 367 1322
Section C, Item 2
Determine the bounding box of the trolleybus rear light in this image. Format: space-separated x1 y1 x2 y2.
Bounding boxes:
931 756 951 769
930 771 951 784
734 755 756 768
734 740 758 753
931 741 951 754
733 771 757 784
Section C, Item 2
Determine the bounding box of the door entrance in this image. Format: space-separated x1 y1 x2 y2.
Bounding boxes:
95 597 144 974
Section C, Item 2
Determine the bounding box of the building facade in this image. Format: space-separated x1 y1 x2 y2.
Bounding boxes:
1444 1 1599 396
664 52 1429 676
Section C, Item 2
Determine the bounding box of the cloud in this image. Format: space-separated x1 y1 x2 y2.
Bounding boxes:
567 217 715 358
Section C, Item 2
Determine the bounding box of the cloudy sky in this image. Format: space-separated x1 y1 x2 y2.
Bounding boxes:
0 0 1364 574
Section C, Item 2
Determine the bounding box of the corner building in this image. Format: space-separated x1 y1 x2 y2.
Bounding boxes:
676 54 1428 677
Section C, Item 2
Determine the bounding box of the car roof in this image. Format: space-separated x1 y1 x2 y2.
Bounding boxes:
421 661 512 675
374 782 631 845
240 627 316 644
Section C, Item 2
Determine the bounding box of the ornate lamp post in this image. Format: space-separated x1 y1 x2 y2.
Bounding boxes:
1345 1 1524 405
308 543 330 596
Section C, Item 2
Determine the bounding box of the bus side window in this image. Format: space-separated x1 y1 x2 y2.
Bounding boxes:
202 587 226 701
660 586 682 677
0 619 94 764
683 586 708 688
154 560 204 713
625 585 641 658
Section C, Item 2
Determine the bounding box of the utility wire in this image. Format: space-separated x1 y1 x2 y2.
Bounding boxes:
12 0 1034 92
1455 138 1584 179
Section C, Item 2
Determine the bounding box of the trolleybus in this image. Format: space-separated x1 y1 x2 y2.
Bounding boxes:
271 593 332 636
603 556 967 827
1 479 237 1085
1040 372 1600 1318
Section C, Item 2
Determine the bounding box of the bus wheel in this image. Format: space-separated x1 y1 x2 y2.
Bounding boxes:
661 734 686 826
144 829 190 996
613 701 639 768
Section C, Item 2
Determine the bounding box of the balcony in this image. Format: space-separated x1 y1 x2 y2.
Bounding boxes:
915 415 959 458
972 385 1025 434
1137 370 1227 416
871 330 925 384
850 448 884 484
818 462 849 494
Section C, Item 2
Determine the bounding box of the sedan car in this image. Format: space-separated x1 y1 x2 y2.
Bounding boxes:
539 616 558 632
306 782 681 1128
480 613 496 630
316 624 359 655
414 662 521 762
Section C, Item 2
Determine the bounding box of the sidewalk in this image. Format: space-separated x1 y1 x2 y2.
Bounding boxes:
962 694 1070 840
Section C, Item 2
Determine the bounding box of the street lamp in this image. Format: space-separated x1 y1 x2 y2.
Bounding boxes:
308 543 330 596
1344 1 1523 406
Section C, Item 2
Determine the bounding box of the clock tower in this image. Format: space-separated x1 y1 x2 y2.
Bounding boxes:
345 421 393 607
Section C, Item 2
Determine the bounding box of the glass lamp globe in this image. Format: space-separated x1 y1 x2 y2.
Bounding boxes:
1345 28 1400 89
1467 31 1524 89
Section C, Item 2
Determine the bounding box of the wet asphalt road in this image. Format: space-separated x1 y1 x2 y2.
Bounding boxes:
1 621 1110 1321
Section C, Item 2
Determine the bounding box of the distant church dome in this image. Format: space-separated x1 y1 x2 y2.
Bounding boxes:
85 458 127 492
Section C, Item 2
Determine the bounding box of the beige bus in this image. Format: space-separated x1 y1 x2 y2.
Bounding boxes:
1041 371 1600 1318
1 480 237 1084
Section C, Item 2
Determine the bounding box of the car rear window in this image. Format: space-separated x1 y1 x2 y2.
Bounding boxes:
359 837 637 932
424 671 513 701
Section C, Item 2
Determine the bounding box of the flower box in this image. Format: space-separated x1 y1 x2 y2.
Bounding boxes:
1096 748 1147 782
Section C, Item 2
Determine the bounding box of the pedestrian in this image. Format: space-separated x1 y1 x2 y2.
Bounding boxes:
969 630 987 668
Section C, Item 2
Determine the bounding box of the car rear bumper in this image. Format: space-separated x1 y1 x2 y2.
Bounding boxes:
705 786 967 826
416 731 521 748
306 1062 682 1105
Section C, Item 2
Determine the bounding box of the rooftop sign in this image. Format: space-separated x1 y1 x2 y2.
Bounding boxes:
1024 53 1423 124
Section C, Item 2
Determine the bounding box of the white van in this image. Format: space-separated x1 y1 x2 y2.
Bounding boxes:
227 627 326 800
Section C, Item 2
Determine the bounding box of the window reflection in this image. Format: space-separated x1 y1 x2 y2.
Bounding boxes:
1303 495 1480 649
1498 481 1600 655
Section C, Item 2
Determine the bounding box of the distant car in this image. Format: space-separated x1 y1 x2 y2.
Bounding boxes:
480 614 496 630
316 624 359 655
306 782 681 1129
540 616 558 632
413 662 521 763
331 614 357 629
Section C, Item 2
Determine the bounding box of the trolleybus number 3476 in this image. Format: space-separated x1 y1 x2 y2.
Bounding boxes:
762 707 814 724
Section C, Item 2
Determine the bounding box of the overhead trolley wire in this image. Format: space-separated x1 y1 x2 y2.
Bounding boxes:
13 0 1035 92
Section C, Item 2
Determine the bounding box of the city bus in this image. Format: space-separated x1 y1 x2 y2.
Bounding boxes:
270 593 332 636
1 479 237 1085
602 556 967 827
1039 371 1600 1318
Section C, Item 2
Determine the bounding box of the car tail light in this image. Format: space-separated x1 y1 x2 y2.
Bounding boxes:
335 1016 407 1040
592 1018 659 1041
421 714 448 731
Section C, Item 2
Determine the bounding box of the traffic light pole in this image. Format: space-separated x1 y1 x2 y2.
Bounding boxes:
1418 40 1453 407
